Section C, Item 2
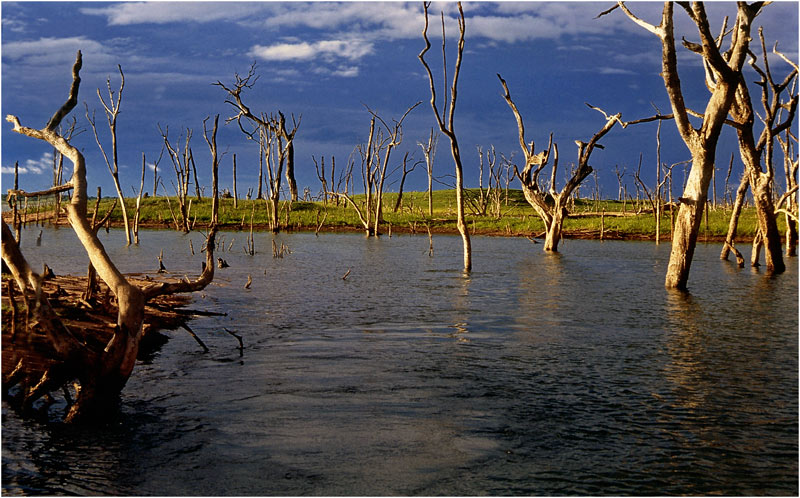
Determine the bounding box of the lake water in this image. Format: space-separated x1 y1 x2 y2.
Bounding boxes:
2 227 798 495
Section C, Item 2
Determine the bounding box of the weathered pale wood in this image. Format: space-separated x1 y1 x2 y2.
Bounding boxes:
4 51 219 422
498 75 620 252
616 1 761 290
87 65 132 246
723 26 797 273
215 67 300 216
419 1 471 271
418 128 438 217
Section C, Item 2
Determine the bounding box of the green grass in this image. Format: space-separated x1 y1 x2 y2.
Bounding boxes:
82 189 774 240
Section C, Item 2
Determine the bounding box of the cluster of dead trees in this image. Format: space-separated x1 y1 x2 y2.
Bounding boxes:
3 2 798 422
411 1 799 286
3 52 221 422
215 65 301 233
603 2 797 289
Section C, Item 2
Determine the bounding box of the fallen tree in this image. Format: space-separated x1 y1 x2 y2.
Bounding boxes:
3 51 220 422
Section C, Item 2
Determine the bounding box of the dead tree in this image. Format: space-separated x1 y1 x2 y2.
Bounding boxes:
725 29 797 272
330 117 378 235
132 152 147 245
611 2 763 290
498 74 621 252
418 128 439 217
4 51 219 422
313 155 329 204
232 153 239 209
328 104 418 236
367 103 420 231
471 146 505 218
614 165 627 205
774 49 800 257
474 145 496 216
393 152 420 212
152 149 160 197
85 65 132 245
259 118 292 232
279 113 299 202
51 118 79 223
159 125 194 233
419 1 471 271
633 153 676 244
722 153 735 208
215 65 301 208
777 121 799 257
83 186 118 302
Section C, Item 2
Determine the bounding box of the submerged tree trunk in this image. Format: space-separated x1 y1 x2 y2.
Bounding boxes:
498 74 619 253
721 173 749 261
419 2 471 271
544 207 565 252
667 153 715 289
751 175 784 272
724 29 796 274
616 2 761 290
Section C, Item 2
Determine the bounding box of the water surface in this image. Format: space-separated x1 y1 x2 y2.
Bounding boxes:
3 227 797 495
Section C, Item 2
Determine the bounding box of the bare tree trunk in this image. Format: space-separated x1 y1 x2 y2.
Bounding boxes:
419 1 471 271
544 207 565 251
368 104 419 234
313 156 328 204
190 151 201 201
419 128 438 218
615 2 761 290
779 129 798 256
152 155 159 197
751 230 764 267
498 76 620 253
160 126 193 233
86 65 132 246
12 161 20 242
257 149 264 200
393 153 417 213
284 133 298 202
233 153 238 209
5 52 220 421
721 173 750 261
133 152 146 245
723 153 734 208
722 28 797 273
751 176 784 271
668 153 716 289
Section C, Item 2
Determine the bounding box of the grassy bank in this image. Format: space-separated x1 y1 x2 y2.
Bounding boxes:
14 189 776 241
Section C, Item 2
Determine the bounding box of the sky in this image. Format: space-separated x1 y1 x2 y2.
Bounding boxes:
1 1 798 202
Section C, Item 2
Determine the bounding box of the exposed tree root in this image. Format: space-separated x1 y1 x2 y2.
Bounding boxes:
2 273 195 422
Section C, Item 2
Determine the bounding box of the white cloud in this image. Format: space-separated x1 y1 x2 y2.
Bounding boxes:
254 2 642 44
75 1 798 55
248 39 373 62
80 2 262 25
597 67 638 76
331 66 360 78
2 152 52 175
2 17 28 34
2 36 117 68
257 3 423 40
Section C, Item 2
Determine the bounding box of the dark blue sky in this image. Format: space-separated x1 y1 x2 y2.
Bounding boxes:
2 1 798 200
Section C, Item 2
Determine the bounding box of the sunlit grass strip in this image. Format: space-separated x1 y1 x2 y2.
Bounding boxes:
84 189 772 239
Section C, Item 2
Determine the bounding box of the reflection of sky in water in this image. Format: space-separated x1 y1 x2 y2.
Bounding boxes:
4 228 798 495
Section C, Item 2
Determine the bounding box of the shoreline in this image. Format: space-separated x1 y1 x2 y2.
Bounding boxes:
5 213 751 244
